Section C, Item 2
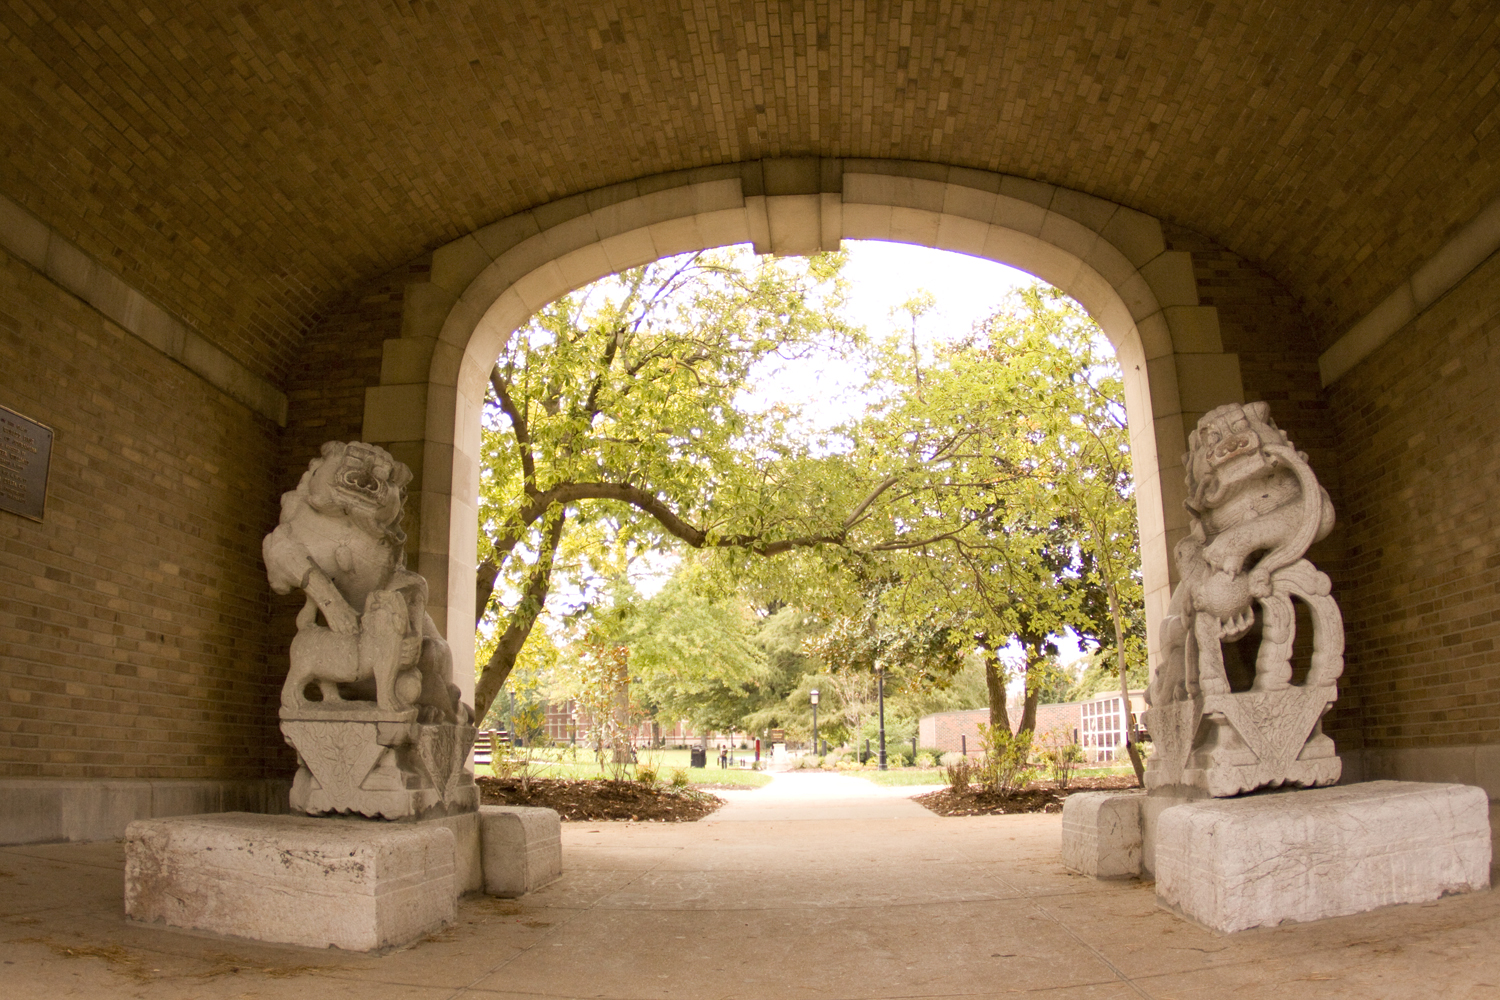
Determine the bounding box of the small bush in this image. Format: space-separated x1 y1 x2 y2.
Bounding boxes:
945 757 973 792
915 752 936 768
976 724 1036 795
1035 725 1084 789
668 767 690 789
635 761 660 788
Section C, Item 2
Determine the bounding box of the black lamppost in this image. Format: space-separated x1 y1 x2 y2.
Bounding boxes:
810 688 819 756
876 662 888 771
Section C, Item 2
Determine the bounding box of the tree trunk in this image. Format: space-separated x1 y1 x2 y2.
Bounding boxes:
1108 582 1146 786
473 508 567 726
1016 640 1041 736
978 638 1011 733
475 558 499 628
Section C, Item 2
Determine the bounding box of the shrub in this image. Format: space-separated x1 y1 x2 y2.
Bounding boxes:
669 767 690 789
976 724 1036 795
915 752 936 768
945 756 973 792
1035 725 1084 789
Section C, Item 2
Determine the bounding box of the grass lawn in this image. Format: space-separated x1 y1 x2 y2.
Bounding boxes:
851 768 948 786
476 750 773 788
838 762 1137 787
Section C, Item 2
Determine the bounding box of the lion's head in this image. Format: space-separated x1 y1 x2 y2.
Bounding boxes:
1183 401 1294 515
298 441 411 550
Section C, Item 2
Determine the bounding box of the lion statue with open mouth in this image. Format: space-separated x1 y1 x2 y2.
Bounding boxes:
263 440 466 724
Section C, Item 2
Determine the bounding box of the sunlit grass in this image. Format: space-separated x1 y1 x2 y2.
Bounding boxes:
475 746 773 787
850 768 949 787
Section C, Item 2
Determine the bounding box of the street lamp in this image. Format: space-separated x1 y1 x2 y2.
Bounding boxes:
810 688 819 756
876 662 888 771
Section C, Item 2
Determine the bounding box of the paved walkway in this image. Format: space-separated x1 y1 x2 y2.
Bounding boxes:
3 772 1499 999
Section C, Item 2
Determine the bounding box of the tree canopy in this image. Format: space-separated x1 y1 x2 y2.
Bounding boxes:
471 246 1146 771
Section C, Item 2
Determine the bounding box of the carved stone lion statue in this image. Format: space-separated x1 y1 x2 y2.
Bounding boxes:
1151 401 1335 704
1145 402 1344 797
263 441 463 723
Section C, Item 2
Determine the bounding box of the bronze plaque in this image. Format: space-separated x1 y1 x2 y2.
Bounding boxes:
0 404 53 522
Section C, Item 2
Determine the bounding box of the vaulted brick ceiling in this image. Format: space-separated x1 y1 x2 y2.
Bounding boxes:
3 1 1497 385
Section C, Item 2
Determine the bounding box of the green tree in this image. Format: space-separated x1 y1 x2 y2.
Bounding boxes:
472 247 875 725
828 285 1144 748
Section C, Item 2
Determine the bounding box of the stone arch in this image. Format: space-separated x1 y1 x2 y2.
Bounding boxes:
364 159 1244 704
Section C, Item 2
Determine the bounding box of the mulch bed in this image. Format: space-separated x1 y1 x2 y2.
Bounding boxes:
476 776 725 822
913 775 1140 817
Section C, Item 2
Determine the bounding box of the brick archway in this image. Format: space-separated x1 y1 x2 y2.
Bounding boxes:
364 159 1244 704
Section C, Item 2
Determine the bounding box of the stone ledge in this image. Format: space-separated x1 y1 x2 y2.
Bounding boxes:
1061 790 1144 879
480 805 562 898
1154 781 1491 933
125 812 456 951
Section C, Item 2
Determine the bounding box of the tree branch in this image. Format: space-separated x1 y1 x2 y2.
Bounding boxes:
490 366 538 495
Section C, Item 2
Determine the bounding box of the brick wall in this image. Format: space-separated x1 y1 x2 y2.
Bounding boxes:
0 246 283 780
1328 250 1500 752
1163 223 1335 480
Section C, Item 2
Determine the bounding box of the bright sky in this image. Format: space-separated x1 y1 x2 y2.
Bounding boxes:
741 241 1036 429
840 240 1035 334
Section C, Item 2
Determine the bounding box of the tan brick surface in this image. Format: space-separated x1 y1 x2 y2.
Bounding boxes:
1329 250 1500 750
1 2 1497 385
0 247 283 780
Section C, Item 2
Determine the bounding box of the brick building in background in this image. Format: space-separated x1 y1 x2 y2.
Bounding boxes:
921 690 1147 763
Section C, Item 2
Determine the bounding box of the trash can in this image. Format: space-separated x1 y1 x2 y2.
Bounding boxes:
690 747 707 768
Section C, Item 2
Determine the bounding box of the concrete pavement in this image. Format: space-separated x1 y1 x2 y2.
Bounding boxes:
2 770 1498 998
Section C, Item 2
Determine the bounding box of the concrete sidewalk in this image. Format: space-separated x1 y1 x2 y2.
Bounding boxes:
2 772 1498 998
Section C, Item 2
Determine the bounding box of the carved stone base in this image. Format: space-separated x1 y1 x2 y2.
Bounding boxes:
1155 781 1491 932
281 708 476 820
125 812 457 950
1145 686 1340 798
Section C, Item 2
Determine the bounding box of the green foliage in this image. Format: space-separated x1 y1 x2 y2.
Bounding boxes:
472 247 1144 755
975 724 1036 795
1065 647 1149 702
945 756 973 792
473 247 863 724
1035 725 1084 789
789 283 1145 734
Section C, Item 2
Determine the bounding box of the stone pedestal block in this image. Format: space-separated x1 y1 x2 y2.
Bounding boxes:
125 813 456 951
423 809 482 893
1062 790 1144 878
1155 781 1491 933
480 805 562 898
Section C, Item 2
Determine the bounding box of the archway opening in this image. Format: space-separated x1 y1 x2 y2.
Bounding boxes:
377 162 1244 733
466 239 1150 785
